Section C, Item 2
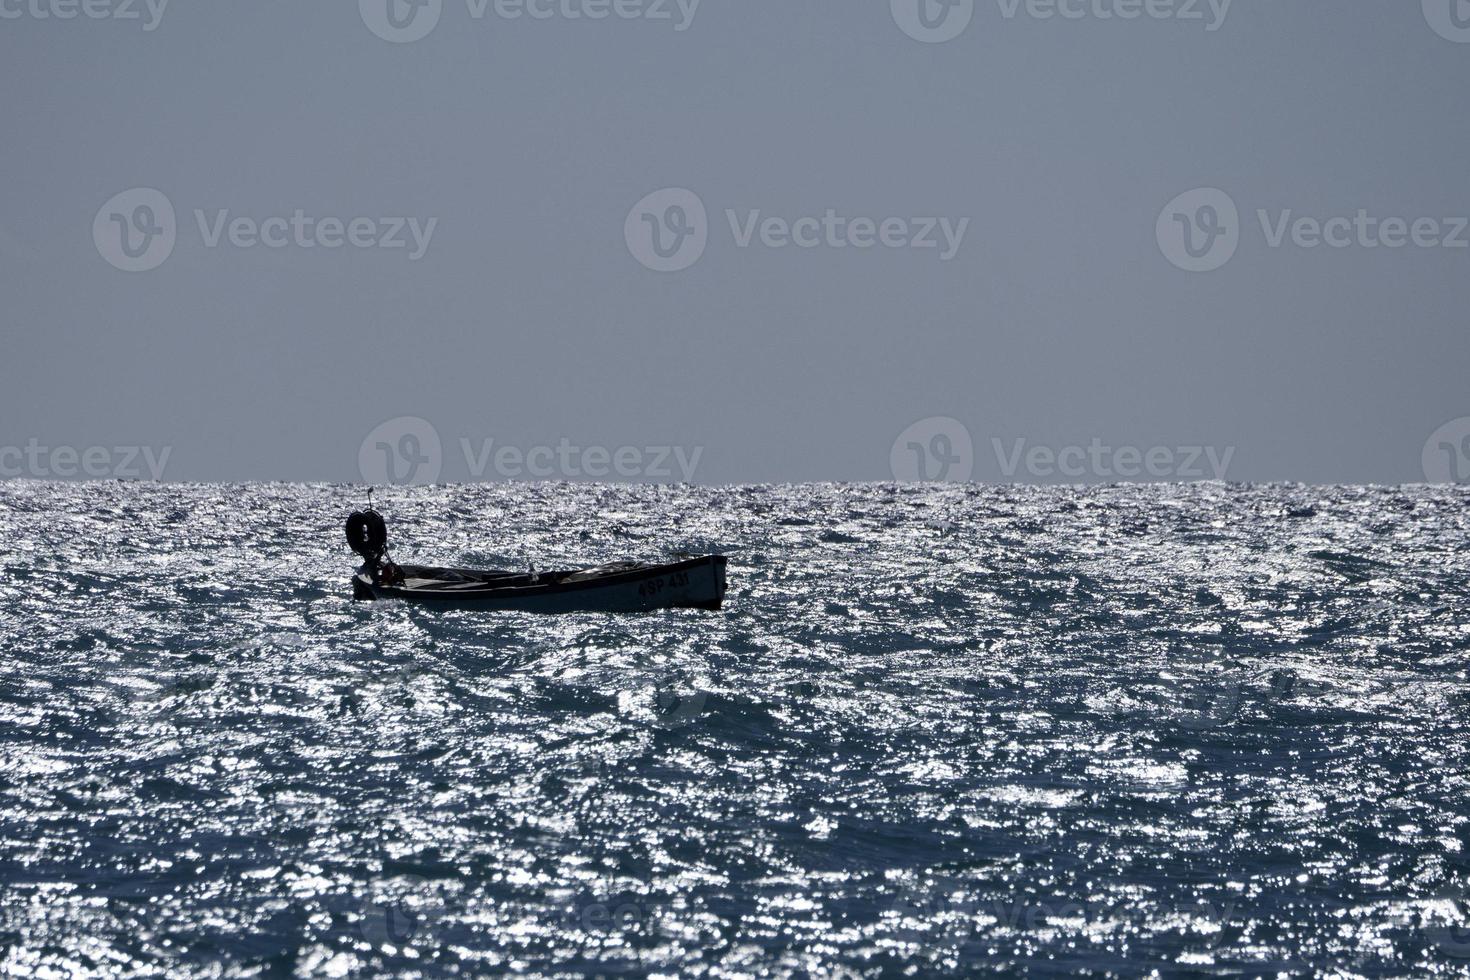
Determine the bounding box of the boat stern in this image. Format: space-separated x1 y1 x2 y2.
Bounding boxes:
711 554 729 609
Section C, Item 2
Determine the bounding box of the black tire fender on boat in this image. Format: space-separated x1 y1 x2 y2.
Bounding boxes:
345 509 388 562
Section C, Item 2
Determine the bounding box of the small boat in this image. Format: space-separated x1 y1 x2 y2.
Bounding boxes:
352 555 728 613
345 507 728 613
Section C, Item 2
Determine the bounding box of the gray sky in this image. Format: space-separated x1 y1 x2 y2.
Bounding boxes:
2 1 1468 485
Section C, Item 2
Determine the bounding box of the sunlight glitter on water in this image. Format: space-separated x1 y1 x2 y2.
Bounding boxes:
1 480 1469 975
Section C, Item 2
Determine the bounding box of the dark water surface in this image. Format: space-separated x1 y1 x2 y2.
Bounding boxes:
3 481 1469 977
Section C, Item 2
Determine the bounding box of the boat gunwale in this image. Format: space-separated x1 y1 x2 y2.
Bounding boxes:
357 554 726 603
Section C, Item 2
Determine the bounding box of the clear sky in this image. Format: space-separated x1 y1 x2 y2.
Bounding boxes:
2 1 1468 485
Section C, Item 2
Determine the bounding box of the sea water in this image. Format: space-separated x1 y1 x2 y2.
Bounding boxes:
2 480 1468 976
